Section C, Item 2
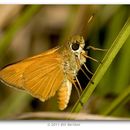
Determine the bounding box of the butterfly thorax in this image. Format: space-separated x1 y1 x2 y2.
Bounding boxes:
62 49 78 77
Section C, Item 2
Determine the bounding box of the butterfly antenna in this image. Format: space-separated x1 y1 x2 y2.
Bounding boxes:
88 14 94 23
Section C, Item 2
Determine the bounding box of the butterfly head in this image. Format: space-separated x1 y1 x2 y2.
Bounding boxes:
66 35 86 66
68 35 85 55
60 35 87 78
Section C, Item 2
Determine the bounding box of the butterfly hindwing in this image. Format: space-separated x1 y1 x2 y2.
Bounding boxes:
0 47 64 100
23 55 64 101
0 59 35 90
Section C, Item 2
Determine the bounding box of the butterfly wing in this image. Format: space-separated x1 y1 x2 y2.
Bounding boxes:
0 47 64 98
0 48 56 90
22 52 64 101
0 59 35 90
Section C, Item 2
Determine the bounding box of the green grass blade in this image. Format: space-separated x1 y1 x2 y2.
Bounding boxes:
71 17 130 113
95 7 127 96
102 85 130 115
0 5 42 57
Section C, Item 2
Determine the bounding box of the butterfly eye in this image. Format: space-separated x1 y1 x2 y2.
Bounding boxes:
71 42 80 51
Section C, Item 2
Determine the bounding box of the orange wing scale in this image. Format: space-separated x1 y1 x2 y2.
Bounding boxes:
23 58 64 101
0 48 65 102
0 60 35 90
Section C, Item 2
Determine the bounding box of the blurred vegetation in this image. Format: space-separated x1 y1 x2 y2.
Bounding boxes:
0 5 130 120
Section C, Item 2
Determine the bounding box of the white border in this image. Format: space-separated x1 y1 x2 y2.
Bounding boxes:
0 1 130 130
0 0 130 4
1 121 130 130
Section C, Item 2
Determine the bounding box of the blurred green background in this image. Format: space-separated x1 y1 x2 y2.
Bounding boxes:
0 5 130 119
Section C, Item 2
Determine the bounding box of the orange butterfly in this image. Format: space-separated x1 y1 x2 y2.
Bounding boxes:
0 35 101 110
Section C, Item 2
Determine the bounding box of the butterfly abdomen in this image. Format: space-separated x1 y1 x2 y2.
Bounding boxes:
57 79 72 110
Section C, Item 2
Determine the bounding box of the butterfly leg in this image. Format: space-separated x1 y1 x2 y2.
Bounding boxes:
86 46 107 51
